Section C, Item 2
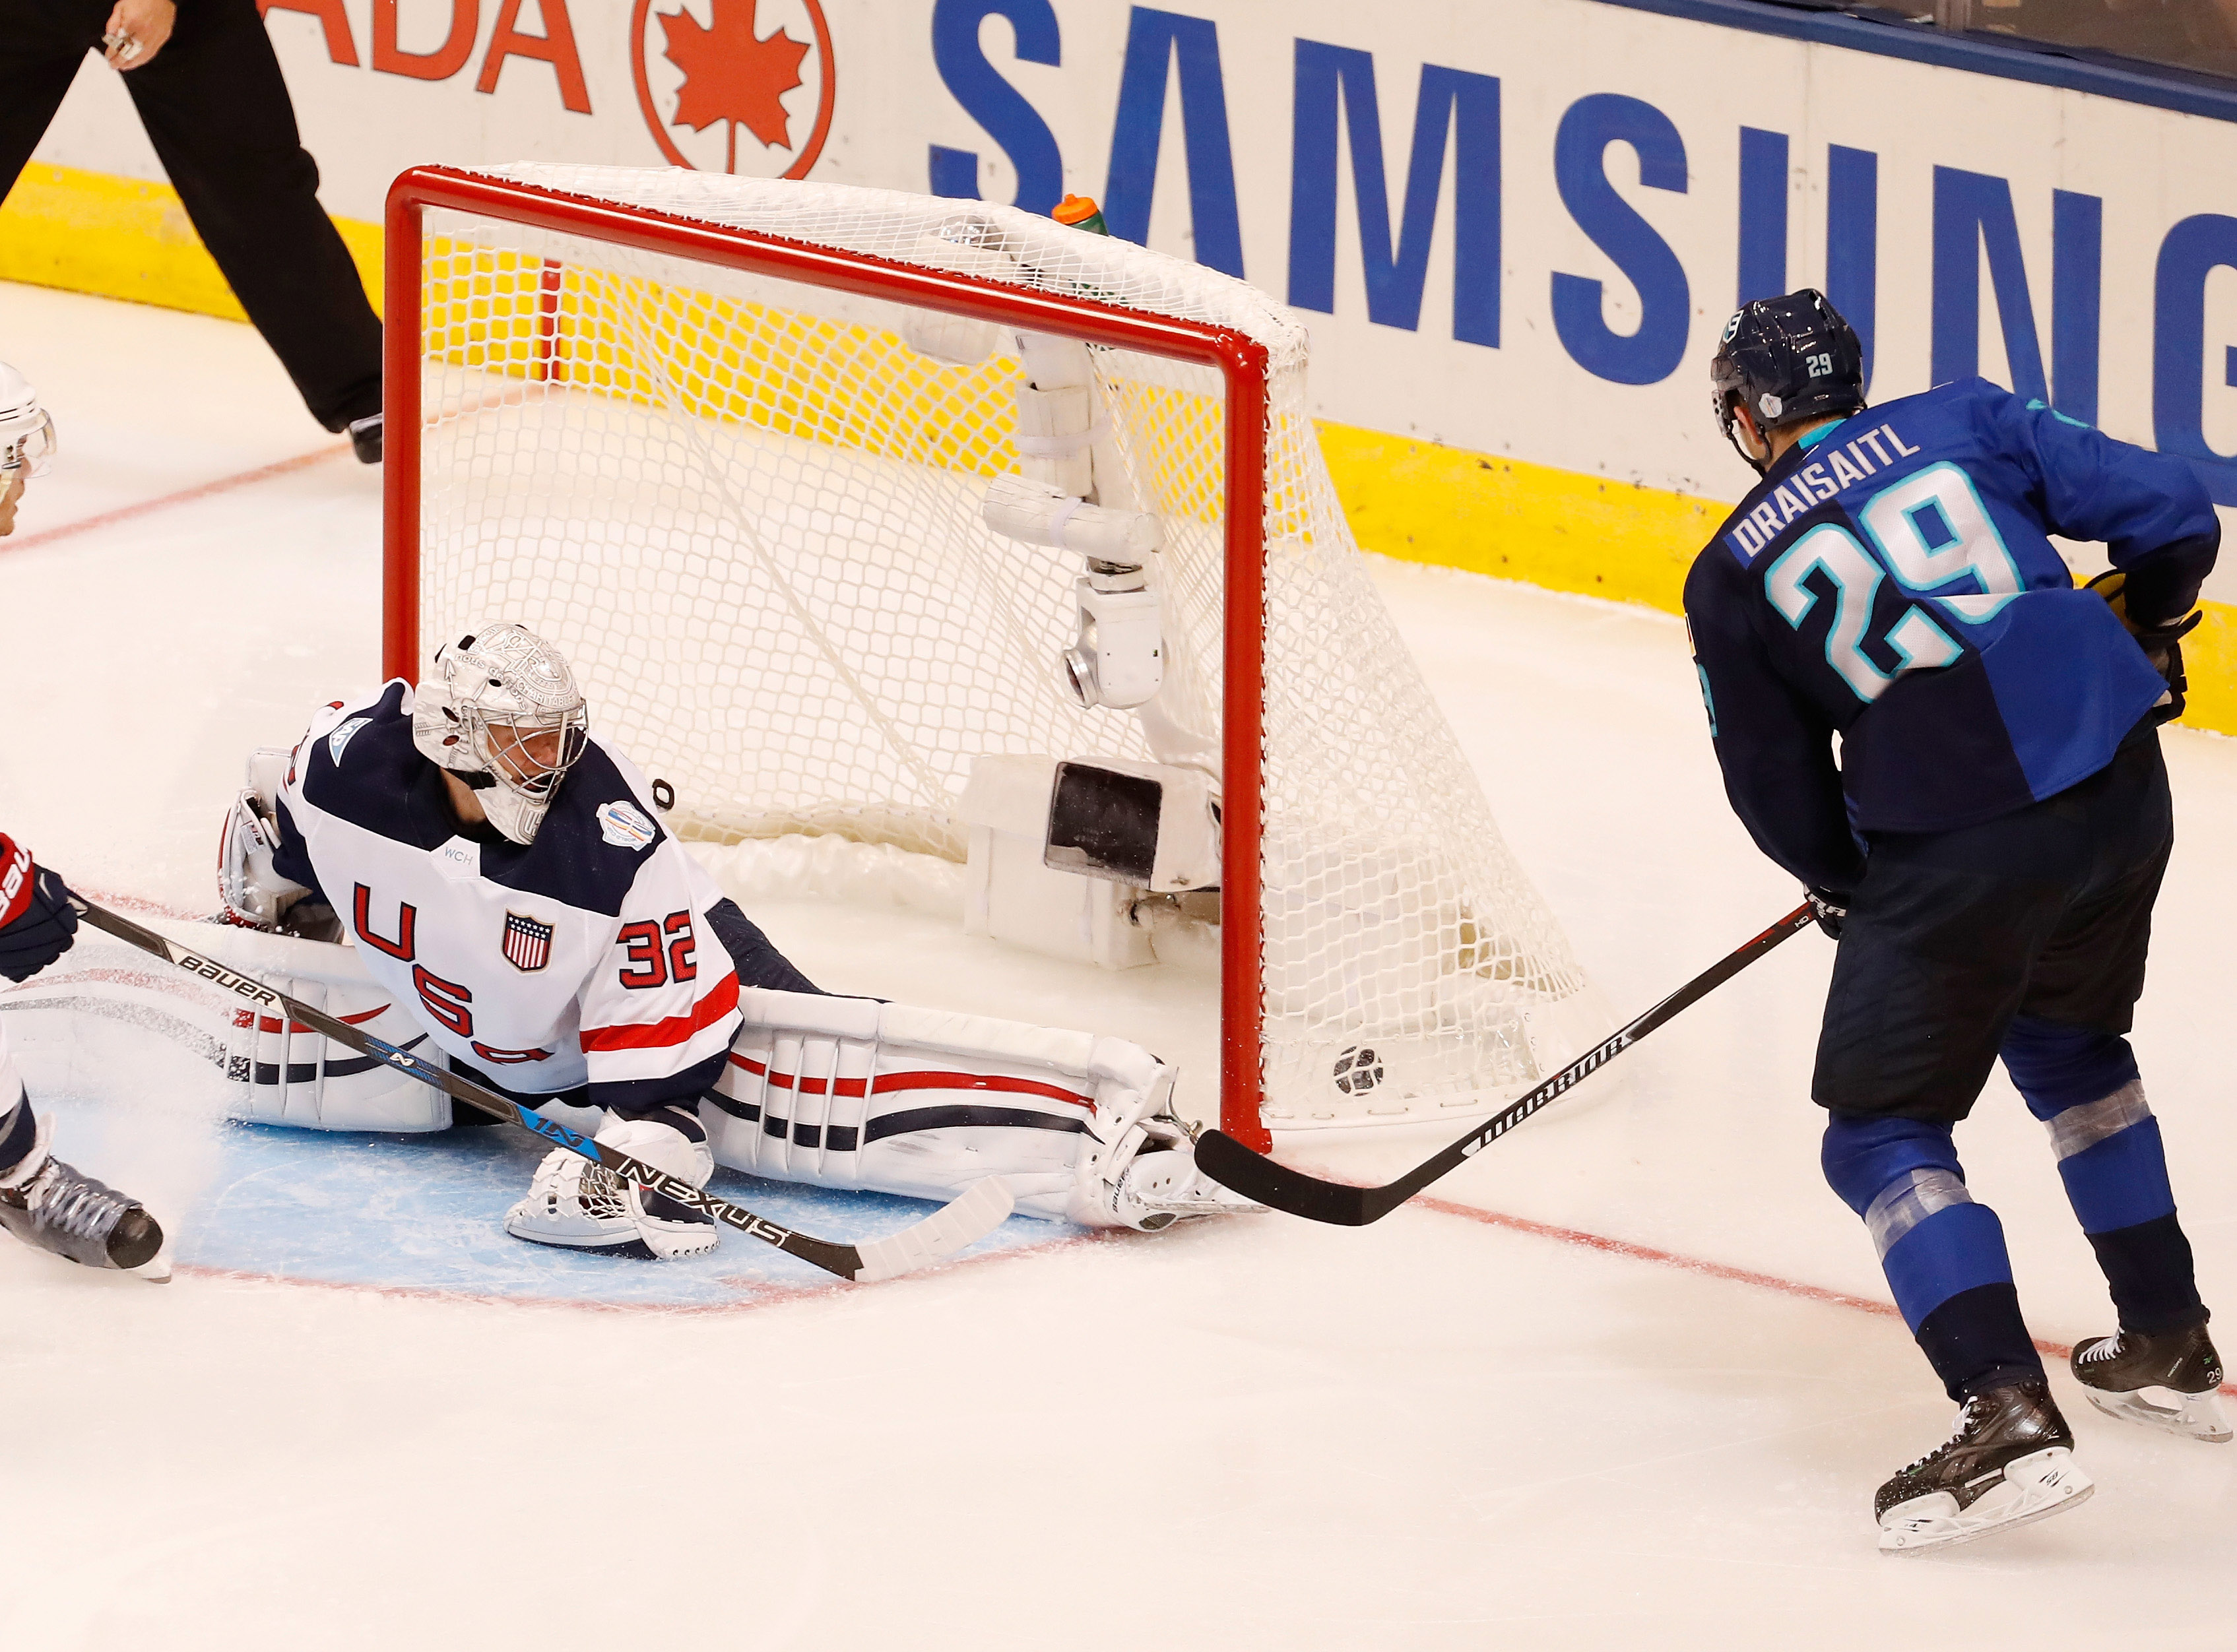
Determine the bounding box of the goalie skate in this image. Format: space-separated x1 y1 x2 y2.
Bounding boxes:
0 1116 170 1281
1875 1380 2094 1554
1111 1118 1267 1228
2071 1323 2232 1444
1074 1074 1266 1232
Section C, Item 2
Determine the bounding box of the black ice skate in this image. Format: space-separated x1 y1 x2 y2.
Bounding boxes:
0 1118 170 1281
2071 1323 2230 1444
1875 1380 2092 1554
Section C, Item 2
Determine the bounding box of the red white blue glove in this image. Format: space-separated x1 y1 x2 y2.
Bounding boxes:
0 834 78 982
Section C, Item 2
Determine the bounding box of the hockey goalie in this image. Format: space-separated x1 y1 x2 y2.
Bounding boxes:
214 623 1258 1261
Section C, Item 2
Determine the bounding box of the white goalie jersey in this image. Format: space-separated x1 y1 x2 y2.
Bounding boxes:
269 684 741 1111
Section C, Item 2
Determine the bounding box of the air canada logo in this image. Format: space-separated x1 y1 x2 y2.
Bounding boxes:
630 0 833 178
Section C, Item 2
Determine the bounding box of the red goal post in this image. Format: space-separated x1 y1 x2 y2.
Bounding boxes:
380 165 1280 1149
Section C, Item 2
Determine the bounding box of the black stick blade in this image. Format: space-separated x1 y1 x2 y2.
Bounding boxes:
1193 1129 1381 1225
1193 903 1817 1229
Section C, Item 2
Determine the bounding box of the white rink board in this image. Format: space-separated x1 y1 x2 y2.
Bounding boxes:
29 0 2237 542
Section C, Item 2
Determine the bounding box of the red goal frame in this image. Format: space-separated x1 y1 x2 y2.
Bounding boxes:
381 166 1276 1150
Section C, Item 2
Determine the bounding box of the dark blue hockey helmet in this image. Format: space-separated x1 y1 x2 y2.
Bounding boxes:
1710 290 1865 472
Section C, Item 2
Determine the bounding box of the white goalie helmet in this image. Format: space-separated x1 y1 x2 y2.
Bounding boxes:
0 362 57 478
410 623 590 846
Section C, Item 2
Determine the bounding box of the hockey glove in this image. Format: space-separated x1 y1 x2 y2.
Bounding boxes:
2088 569 2201 724
0 837 79 982
217 779 315 931
2087 568 2202 670
2152 637 2195 726
1806 888 1850 941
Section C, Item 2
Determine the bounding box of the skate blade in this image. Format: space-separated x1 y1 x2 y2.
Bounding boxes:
2085 1385 2233 1444
1127 1193 1270 1218
126 1243 174 1284
1879 1449 2095 1555
1128 1176 1270 1218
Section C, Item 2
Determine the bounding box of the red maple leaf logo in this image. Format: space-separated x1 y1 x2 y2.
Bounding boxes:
658 0 809 171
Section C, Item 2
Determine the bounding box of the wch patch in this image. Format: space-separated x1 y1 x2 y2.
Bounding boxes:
597 800 657 850
327 716 371 766
502 911 554 972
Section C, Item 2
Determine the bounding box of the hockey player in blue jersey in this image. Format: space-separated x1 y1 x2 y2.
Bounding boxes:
1686 290 2224 1552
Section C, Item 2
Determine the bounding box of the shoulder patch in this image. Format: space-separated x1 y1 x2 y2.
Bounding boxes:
327 716 372 766
597 800 657 851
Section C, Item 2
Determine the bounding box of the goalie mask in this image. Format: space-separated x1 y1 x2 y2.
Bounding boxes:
410 625 590 846
0 362 57 478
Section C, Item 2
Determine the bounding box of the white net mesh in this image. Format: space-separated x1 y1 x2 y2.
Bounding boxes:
410 164 1596 1130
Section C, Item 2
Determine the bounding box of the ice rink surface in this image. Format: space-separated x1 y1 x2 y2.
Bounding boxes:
3 281 2234 1649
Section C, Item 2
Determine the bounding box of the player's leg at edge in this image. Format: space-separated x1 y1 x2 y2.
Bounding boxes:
0 1082 171 1282
0 835 170 1282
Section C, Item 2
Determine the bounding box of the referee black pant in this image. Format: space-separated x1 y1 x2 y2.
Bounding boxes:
0 0 382 431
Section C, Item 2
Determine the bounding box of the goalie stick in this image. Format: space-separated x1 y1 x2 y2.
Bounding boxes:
1194 903 1818 1225
69 896 1014 1282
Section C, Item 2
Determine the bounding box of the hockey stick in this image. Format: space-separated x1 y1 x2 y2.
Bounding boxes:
1194 903 1819 1226
67 897 1014 1282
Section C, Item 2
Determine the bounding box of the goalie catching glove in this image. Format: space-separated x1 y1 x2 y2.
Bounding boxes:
506 1112 721 1260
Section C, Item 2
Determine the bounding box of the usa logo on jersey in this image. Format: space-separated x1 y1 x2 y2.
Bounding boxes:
502 912 554 973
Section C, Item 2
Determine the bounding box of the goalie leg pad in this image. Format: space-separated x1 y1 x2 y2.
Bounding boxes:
202 930 450 1131
703 988 1260 1230
504 1115 719 1261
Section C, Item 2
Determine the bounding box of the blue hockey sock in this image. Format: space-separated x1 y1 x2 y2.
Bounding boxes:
2001 1016 2204 1334
0 1087 34 1179
1823 1111 2044 1399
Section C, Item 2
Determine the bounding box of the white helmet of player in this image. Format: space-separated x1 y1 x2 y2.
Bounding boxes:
410 623 590 845
0 362 57 478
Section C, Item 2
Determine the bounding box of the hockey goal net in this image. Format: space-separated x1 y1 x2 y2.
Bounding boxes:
383 164 1600 1149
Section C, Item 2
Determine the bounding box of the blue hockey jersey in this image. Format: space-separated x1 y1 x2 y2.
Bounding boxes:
1684 378 2219 893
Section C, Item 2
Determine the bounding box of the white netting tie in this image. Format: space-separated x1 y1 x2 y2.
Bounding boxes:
1046 496 1088 542
1012 420 1109 459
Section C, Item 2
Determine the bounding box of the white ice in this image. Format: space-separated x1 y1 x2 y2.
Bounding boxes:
3 280 2235 1649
